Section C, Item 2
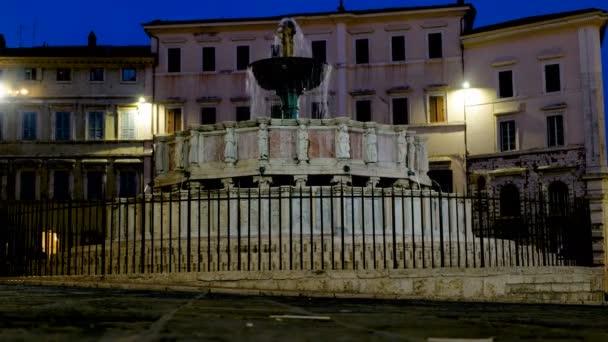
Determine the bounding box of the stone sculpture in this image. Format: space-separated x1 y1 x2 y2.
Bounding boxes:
364 127 378 163
336 123 350 159
297 124 309 162
397 130 407 166
224 127 237 165
407 133 416 171
258 123 269 160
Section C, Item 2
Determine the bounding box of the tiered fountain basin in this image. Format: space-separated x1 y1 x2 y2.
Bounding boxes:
154 117 431 188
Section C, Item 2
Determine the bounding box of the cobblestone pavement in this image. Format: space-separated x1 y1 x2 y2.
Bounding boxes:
1 285 608 341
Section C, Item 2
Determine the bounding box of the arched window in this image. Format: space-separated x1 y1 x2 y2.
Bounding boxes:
548 181 569 216
500 184 520 217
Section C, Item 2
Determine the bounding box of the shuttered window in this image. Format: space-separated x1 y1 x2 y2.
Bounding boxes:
120 111 136 139
500 120 516 152
22 112 37 140
429 95 446 123
165 108 182 134
88 111 105 140
547 114 564 147
55 112 71 141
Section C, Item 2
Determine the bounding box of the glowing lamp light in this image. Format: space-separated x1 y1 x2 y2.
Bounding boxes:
19 88 29 95
462 81 471 89
138 96 146 103
0 84 7 98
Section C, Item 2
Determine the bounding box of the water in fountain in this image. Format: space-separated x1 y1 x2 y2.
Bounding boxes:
248 17 331 119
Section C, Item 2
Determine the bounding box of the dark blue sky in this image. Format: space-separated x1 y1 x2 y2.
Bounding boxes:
1 0 607 108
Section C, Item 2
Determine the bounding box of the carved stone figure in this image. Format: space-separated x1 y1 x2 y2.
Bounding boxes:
415 136 429 174
406 133 416 171
175 136 185 170
297 124 309 162
336 123 350 159
397 130 407 166
364 127 378 163
155 141 165 174
189 132 199 165
258 123 269 160
224 127 237 164
277 19 296 57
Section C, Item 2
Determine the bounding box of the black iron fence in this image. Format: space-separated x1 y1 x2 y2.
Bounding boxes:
0 185 594 277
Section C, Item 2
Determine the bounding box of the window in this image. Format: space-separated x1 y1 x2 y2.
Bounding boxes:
165 108 182 134
392 98 409 125
356 100 371 122
121 68 137 82
499 184 520 217
202 47 216 72
236 45 250 70
312 40 327 63
428 32 443 59
86 171 104 200
428 95 446 123
271 104 282 119
56 68 71 81
22 112 37 140
548 181 569 217
119 171 138 198
89 68 104 82
20 171 36 200
311 102 325 119
120 111 136 139
391 36 406 62
54 112 71 141
24 67 37 81
168 48 181 73
355 39 369 64
428 169 453 193
236 106 250 121
88 111 105 140
498 70 513 98
53 171 71 200
544 63 561 93
201 107 216 125
499 120 516 152
547 114 564 147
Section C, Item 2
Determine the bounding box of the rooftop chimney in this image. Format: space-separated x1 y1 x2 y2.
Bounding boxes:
457 0 464 5
88 31 97 47
337 0 345 12
0 34 6 51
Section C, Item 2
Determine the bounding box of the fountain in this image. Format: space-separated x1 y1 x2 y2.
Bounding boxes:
250 18 327 119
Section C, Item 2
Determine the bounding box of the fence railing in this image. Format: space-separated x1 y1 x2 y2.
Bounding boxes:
0 185 593 277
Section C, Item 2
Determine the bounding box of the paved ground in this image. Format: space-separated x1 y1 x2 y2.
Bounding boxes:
0 285 607 341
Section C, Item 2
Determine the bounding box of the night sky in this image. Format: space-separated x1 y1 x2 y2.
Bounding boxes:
1 0 607 110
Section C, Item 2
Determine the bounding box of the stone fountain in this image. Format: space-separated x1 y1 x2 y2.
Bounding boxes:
250 19 326 119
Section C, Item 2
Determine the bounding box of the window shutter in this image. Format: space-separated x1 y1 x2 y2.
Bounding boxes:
121 111 136 139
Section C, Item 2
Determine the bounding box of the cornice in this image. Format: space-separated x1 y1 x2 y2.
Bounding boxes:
0 56 155 67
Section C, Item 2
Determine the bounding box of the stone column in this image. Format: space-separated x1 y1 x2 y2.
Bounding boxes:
294 175 308 188
415 136 429 176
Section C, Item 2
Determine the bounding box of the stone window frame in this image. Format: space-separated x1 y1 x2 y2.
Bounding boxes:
23 67 41 81
164 105 184 134
389 96 410 125
389 34 406 63
200 106 217 125
117 168 140 198
20 111 39 141
235 44 251 71
426 30 444 60
50 169 74 200
353 37 370 65
56 67 72 83
496 68 515 99
496 117 518 152
545 111 566 148
118 107 138 140
52 111 75 141
167 47 182 73
16 169 40 200
542 60 563 94
425 91 447 124
85 110 106 141
201 45 217 73
89 67 105 83
121 67 137 83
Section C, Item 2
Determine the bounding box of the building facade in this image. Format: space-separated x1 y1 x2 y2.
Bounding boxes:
0 33 155 200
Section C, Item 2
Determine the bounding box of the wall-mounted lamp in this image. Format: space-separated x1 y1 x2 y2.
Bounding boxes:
462 81 470 89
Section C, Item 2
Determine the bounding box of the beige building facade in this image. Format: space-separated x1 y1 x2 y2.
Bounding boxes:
0 33 155 200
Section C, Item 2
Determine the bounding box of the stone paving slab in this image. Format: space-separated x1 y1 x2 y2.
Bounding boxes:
1 285 608 341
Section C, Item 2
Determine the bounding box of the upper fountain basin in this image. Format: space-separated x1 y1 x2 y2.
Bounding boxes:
250 57 326 94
